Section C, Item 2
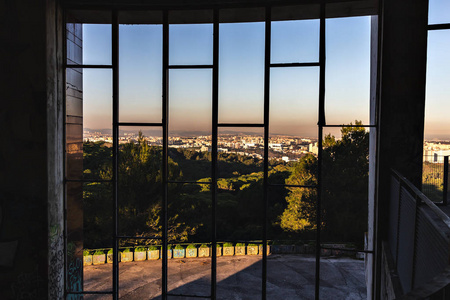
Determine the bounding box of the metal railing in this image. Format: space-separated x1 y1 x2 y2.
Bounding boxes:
389 170 450 297
422 155 449 205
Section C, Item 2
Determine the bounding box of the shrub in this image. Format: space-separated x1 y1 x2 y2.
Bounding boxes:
223 242 233 247
186 244 196 249
135 247 146 252
123 248 131 253
236 243 245 247
108 249 113 254
200 244 208 248
167 245 173 250
175 244 184 250
94 250 104 255
83 250 90 256
248 243 258 247
148 246 158 251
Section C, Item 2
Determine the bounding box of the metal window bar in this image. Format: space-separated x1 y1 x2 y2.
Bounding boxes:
162 9 169 299
65 64 113 68
211 8 219 299
62 5 379 299
262 6 271 299
112 9 120 300
168 65 213 69
118 122 163 127
270 62 320 67
315 3 326 300
443 156 448 206
428 23 450 30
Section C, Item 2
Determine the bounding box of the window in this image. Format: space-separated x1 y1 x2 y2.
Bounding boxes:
65 4 376 299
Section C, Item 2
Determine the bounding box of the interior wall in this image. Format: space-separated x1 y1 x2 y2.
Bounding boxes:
0 0 50 299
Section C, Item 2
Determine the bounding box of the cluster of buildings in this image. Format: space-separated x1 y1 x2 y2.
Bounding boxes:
83 130 318 161
423 141 450 163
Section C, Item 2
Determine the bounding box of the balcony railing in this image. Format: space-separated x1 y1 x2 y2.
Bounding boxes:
389 170 450 298
422 155 449 205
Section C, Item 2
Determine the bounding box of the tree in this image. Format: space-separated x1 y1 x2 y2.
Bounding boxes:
322 121 369 243
280 121 369 244
280 154 318 232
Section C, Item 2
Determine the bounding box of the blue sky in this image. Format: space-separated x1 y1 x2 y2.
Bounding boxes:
79 9 449 140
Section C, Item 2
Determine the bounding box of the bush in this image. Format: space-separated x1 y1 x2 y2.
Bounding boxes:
123 248 131 253
175 244 184 250
168 245 173 250
200 244 208 248
223 242 233 247
186 244 196 249
248 243 258 247
94 250 104 255
135 247 146 252
236 243 245 247
83 250 90 256
148 246 158 251
108 249 113 254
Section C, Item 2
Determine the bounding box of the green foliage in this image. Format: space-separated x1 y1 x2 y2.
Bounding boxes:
93 250 104 255
200 244 208 248
148 246 158 251
280 154 318 232
321 121 369 242
108 249 113 254
123 248 131 253
167 245 173 250
135 247 146 252
83 250 90 256
186 244 196 249
175 244 184 250
280 121 369 244
235 243 245 247
248 243 258 247
223 242 233 247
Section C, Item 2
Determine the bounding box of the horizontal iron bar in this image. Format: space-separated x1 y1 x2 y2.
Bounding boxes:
118 122 163 127
67 291 113 295
320 246 374 253
270 62 320 67
428 23 450 30
268 183 317 188
117 236 162 240
168 65 213 69
167 180 212 184
218 123 265 128
65 64 113 69
65 178 113 183
323 124 377 128
167 293 211 299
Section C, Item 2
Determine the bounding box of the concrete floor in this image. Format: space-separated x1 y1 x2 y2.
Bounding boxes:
84 255 366 300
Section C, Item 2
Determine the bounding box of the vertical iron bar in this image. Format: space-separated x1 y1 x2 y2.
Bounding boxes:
211 8 219 300
112 9 119 300
162 10 169 300
315 3 326 299
262 5 271 300
443 156 448 205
